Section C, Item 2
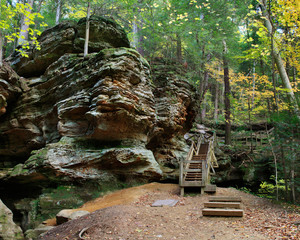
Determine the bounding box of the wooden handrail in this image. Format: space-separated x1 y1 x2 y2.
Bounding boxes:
196 135 203 155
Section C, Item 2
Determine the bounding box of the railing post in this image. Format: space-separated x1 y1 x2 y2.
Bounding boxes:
180 159 183 186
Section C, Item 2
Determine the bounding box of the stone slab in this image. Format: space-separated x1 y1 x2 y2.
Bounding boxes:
151 199 178 207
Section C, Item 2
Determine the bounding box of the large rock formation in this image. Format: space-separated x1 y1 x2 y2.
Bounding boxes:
0 17 196 233
0 199 24 240
9 16 130 77
1 47 162 183
148 60 196 180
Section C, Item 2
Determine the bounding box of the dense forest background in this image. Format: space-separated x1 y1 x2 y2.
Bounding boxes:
1 0 299 204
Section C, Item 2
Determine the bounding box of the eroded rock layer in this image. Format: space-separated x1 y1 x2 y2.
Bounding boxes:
0 17 196 233
148 60 196 179
9 16 130 77
1 47 161 179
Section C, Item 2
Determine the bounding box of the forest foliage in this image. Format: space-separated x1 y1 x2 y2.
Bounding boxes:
0 0 299 203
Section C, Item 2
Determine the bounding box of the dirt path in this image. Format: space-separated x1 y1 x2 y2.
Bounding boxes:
40 183 300 240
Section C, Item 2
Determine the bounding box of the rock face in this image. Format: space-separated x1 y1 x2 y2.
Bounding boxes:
0 17 196 232
1 47 162 182
9 137 162 184
9 16 130 77
0 199 24 240
148 60 196 179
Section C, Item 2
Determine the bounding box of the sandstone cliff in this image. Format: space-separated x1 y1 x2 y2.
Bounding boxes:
0 16 195 232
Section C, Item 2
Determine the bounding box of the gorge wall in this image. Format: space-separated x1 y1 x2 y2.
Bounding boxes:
0 16 196 232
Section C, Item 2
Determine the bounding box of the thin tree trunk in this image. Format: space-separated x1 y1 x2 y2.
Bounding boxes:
248 98 253 152
223 40 231 145
132 0 144 56
291 165 295 203
266 124 279 201
290 128 296 203
201 71 209 121
176 33 182 64
280 147 289 201
261 0 299 116
132 21 138 49
252 61 256 106
84 2 91 57
219 65 224 116
214 82 219 121
18 0 34 45
56 0 62 25
0 30 3 67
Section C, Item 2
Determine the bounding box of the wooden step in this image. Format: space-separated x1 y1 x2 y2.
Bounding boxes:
192 155 206 160
189 164 202 169
204 185 216 193
185 175 202 180
184 169 202 172
185 176 202 181
202 208 244 217
204 202 241 209
186 174 202 177
209 196 242 202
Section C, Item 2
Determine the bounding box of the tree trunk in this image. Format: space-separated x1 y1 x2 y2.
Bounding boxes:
18 0 34 46
266 123 279 201
261 0 300 117
176 33 182 64
0 30 3 67
223 40 231 145
252 61 256 106
56 0 62 25
132 0 144 56
200 71 209 121
271 35 278 112
291 166 295 203
132 21 138 49
214 82 219 122
84 2 91 57
280 147 289 201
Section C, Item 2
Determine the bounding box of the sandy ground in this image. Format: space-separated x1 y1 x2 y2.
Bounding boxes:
40 183 300 240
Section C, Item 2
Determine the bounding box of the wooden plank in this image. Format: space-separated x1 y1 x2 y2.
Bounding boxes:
179 159 183 185
204 185 216 193
202 208 243 217
209 196 242 202
204 202 241 209
182 160 204 164
183 169 202 172
193 155 206 158
180 182 205 187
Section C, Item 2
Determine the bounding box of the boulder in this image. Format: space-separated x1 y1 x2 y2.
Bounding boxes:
0 199 24 240
69 210 90 220
56 209 89 225
25 224 54 240
56 209 76 225
9 16 130 77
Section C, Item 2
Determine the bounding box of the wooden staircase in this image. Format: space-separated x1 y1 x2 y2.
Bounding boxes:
184 153 206 182
180 134 218 196
202 196 244 217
